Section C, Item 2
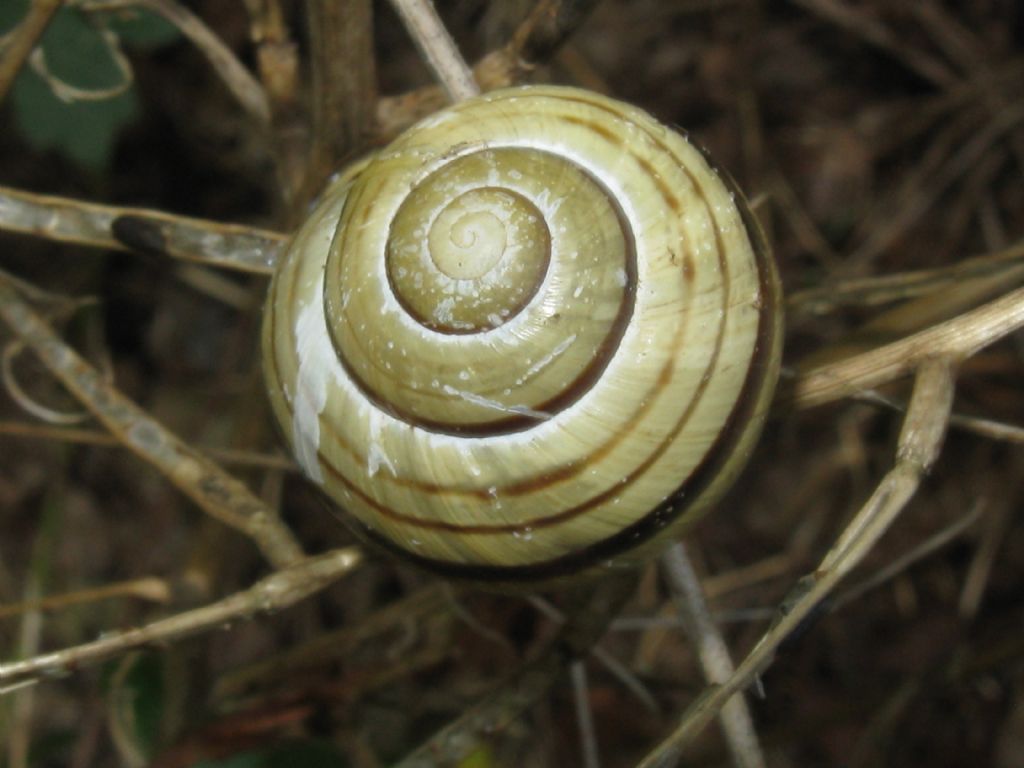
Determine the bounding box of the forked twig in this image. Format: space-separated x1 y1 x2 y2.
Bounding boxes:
0 548 361 692
855 388 1024 446
0 275 304 569
396 574 637 767
376 0 601 139
638 360 956 766
213 584 448 700
527 595 659 713
786 285 1024 410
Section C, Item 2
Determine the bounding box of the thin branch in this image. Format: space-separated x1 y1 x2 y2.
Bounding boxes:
0 0 63 102
0 185 285 274
571 661 601 768
396 574 637 767
785 285 1024 410
661 544 766 768
528 595 659 713
959 480 1017 619
238 0 304 208
387 0 478 102
849 104 1024 266
81 0 271 124
788 240 1024 317
835 500 983 611
0 276 304 569
853 389 1024 446
511 0 603 65
0 420 298 470
788 0 956 87
947 413 1024 444
638 361 955 767
910 1 1024 175
0 548 361 691
376 0 602 139
7 502 55 768
795 260 1024 370
0 577 170 620
305 0 376 203
172 262 260 309
213 584 448 700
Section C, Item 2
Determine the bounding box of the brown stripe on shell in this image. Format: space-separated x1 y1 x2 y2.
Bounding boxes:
292 153 730 535
562 114 685 211
326 157 775 580
311 358 673 534
264 94 780 583
356 192 780 583
272 112 712 520
325 148 638 435
270 113 732 535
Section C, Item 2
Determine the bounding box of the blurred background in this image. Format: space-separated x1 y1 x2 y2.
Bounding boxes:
1 1 1023 765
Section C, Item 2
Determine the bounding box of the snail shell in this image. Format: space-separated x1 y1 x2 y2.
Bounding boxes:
263 86 782 583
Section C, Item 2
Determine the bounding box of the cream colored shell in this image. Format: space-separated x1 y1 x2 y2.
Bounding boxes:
263 86 782 583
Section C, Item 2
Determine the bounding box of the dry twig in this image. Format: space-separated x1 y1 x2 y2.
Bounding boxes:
376 0 601 138
0 419 297 470
0 0 63 101
786 285 1024 410
0 548 361 692
661 544 766 768
81 0 271 124
304 0 376 203
0 577 171 620
0 185 285 274
396 574 637 767
638 360 956 766
387 0 478 102
0 275 304 568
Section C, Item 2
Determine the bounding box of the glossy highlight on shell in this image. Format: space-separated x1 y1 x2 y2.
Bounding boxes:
262 85 783 582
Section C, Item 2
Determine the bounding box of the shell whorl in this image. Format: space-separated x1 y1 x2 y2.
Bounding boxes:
263 85 783 582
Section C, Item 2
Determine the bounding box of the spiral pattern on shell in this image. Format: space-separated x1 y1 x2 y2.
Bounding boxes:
263 86 782 582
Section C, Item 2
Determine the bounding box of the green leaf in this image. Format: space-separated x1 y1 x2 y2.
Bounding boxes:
12 67 138 171
41 6 131 91
1 1 181 172
106 652 167 762
0 0 30 32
